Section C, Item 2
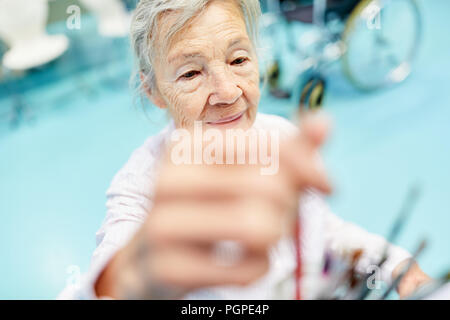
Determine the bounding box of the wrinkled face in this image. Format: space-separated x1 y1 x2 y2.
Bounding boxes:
149 0 260 130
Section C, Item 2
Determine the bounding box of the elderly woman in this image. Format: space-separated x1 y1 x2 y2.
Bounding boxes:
59 0 430 300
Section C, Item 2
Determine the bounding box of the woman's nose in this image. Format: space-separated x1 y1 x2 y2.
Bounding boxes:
208 68 242 106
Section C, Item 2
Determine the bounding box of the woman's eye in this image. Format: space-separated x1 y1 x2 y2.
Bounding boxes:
231 57 248 65
181 71 200 80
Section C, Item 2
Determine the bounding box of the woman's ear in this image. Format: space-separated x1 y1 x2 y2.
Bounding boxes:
140 72 168 109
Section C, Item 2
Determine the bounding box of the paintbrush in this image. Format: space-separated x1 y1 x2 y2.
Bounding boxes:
314 253 348 299
382 185 422 258
354 185 422 300
338 250 366 300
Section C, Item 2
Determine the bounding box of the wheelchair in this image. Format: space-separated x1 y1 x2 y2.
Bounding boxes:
260 0 422 110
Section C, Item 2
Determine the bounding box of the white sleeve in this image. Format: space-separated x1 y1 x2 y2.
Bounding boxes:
302 191 412 286
57 143 158 299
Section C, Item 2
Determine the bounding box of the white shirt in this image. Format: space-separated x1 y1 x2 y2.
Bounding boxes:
58 113 411 300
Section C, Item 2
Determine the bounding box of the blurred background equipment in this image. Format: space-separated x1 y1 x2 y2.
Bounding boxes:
0 0 132 129
0 0 69 71
78 0 130 37
260 0 422 109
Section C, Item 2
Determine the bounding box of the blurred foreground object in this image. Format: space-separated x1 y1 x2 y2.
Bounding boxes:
79 0 131 37
0 0 69 71
260 0 422 108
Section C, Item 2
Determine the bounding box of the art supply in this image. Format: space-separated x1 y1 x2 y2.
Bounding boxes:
324 249 365 300
315 251 356 300
341 250 368 300
355 185 422 300
384 185 422 247
322 252 333 276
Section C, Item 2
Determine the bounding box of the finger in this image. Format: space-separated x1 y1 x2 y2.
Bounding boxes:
300 112 332 148
150 244 270 289
155 163 296 213
280 137 332 194
147 199 286 252
279 112 332 193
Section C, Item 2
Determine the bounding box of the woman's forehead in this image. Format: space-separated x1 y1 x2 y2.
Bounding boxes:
157 0 250 60
167 35 251 64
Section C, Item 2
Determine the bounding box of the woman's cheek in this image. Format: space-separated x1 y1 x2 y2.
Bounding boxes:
244 73 261 127
170 86 209 127
176 77 202 94
235 62 260 88
236 67 260 104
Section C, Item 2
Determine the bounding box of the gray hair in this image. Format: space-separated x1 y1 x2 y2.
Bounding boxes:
130 0 262 97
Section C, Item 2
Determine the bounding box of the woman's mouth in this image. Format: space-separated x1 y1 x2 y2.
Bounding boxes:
206 110 246 126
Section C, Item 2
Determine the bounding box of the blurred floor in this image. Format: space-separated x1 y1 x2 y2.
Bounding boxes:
0 0 449 299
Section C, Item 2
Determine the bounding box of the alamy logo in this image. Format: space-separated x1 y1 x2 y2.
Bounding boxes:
366 265 382 290
169 121 280 176
66 5 81 30
365 1 382 30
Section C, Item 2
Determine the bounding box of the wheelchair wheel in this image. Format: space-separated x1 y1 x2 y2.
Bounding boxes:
299 75 326 110
341 0 422 91
266 60 292 99
267 60 280 90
